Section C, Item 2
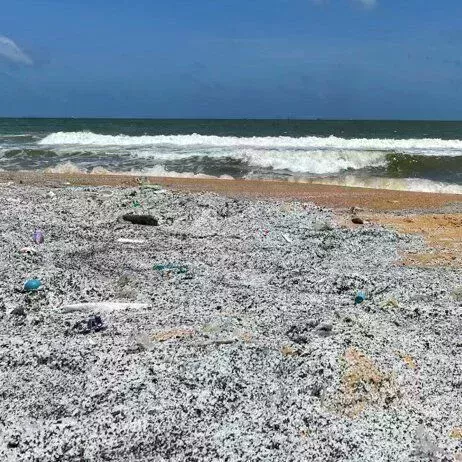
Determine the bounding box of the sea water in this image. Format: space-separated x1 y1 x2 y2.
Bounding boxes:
1 118 462 193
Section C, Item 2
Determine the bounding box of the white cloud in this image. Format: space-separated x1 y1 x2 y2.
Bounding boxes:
0 35 33 65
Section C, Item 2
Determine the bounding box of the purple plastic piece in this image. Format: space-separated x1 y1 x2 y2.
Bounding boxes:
33 229 44 244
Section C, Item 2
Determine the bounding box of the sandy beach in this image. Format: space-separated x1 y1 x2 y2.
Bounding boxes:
1 175 461 461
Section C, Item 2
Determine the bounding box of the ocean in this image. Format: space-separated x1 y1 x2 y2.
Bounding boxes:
1 118 462 193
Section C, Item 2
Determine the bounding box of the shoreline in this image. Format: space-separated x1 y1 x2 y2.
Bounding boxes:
1 171 462 212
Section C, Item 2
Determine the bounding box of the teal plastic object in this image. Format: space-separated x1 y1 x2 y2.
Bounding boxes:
24 279 42 292
153 264 188 274
354 291 366 304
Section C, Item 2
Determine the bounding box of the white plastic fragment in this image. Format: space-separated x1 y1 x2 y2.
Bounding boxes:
116 238 146 244
61 302 150 313
20 247 37 254
282 234 293 243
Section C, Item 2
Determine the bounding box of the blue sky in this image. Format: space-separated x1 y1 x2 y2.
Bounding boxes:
1 0 462 119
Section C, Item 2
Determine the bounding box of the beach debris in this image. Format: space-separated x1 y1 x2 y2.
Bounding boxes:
414 425 441 459
116 238 146 244
397 352 417 369
122 214 158 226
19 246 37 255
195 338 238 348
140 183 164 191
451 286 462 301
73 315 107 334
131 333 154 352
282 233 293 243
313 220 333 232
11 306 26 316
46 190 56 199
281 345 301 357
286 324 313 344
23 279 42 292
62 302 149 313
355 291 366 305
380 298 399 309
314 322 334 337
33 229 44 244
351 217 364 225
132 200 141 208
153 263 188 274
450 428 462 440
311 382 326 399
153 328 195 342
87 315 105 332
336 347 397 417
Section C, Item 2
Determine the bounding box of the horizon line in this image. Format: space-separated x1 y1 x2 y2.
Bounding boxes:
2 116 462 122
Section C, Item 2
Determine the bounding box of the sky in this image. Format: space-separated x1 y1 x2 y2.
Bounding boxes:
1 0 462 119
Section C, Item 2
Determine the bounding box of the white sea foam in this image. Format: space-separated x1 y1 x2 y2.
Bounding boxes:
41 162 462 194
44 162 233 180
245 149 387 174
36 131 462 175
308 175 462 194
39 131 462 154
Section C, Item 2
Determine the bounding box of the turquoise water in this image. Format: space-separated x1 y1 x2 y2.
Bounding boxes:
1 118 462 192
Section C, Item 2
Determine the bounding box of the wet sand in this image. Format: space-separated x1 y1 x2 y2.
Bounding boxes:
1 171 462 212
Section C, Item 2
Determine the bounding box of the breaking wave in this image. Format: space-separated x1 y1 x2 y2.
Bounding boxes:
0 129 456 193
42 162 462 194
39 131 462 154
44 162 234 180
308 175 462 195
36 131 462 176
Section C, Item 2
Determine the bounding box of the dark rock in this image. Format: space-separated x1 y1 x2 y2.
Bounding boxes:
311 383 324 398
292 335 309 345
7 438 19 448
122 214 159 226
72 315 107 334
352 217 364 225
11 307 26 316
87 315 105 332
307 319 320 328
315 322 333 337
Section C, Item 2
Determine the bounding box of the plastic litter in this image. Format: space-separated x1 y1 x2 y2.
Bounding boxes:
282 234 292 243
153 263 188 274
20 247 37 254
132 200 141 208
140 184 163 190
24 279 42 292
11 307 26 316
72 315 107 334
62 302 149 313
352 217 364 225
380 298 399 309
33 229 44 244
116 238 146 244
87 315 106 332
122 214 158 226
354 291 366 304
